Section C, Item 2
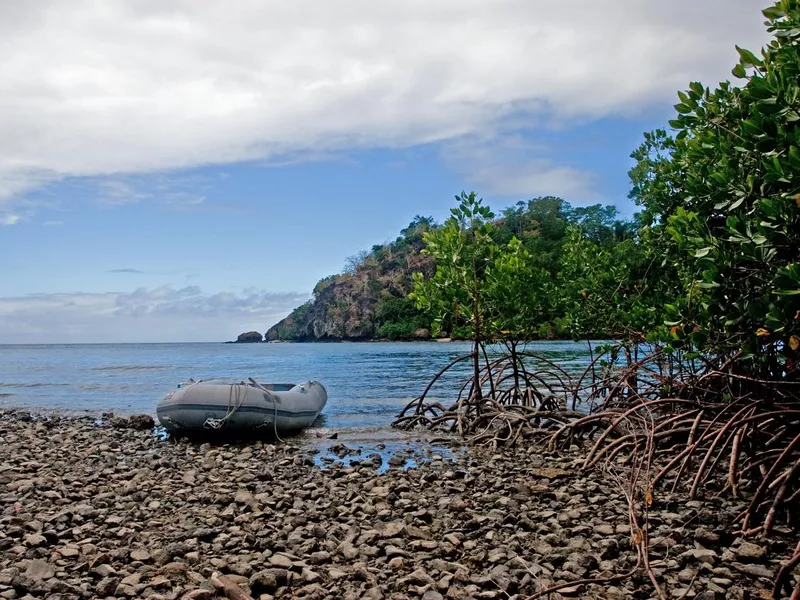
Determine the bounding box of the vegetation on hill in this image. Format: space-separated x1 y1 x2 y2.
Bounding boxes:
266 197 639 341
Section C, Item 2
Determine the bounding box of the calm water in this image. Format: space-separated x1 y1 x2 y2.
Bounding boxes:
0 341 594 431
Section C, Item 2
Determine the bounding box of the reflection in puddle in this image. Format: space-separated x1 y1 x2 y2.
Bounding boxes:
312 439 462 474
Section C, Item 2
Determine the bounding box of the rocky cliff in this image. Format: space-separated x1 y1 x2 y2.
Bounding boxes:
266 218 436 341
266 276 379 341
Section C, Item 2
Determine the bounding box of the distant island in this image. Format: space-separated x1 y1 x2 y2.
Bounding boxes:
232 331 263 343
234 197 637 343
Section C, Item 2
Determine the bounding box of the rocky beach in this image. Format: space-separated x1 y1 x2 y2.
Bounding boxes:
0 410 796 600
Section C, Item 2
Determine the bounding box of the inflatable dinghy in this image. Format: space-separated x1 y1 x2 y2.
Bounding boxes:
157 378 327 434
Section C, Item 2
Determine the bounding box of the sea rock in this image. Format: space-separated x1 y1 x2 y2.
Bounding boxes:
236 331 264 343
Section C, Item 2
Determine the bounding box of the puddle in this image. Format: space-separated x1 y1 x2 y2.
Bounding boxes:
312 438 463 474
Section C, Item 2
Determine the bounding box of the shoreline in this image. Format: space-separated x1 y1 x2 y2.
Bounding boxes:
1 410 794 599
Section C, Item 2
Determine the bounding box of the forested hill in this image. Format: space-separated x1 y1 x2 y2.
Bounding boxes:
264 197 638 342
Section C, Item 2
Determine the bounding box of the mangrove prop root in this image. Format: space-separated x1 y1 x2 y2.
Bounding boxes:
396 342 799 594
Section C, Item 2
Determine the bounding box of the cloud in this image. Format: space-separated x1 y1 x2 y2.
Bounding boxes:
0 286 309 343
1 213 22 226
0 1 768 208
442 134 600 201
107 268 147 274
95 180 149 206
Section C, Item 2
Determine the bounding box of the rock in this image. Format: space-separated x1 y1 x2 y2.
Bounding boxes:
731 563 773 579
337 541 359 560
95 576 119 596
115 582 136 596
93 564 117 578
529 467 570 479
235 488 255 505
23 533 47 547
181 590 214 600
24 560 54 581
380 521 405 538
681 548 718 566
236 331 264 343
111 414 155 429
309 551 331 564
385 545 407 558
405 568 436 587
732 541 766 561
130 548 151 562
267 554 293 569
249 570 279 593
593 524 615 536
301 568 321 583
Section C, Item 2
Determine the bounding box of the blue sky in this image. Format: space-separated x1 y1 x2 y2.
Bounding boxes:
0 0 769 343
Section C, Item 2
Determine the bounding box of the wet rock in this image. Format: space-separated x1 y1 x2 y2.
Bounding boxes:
111 414 155 429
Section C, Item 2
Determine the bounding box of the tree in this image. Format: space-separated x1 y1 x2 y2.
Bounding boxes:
629 1 800 377
411 191 496 399
342 250 369 275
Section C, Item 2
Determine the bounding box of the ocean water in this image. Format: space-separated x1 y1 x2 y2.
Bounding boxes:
0 341 595 432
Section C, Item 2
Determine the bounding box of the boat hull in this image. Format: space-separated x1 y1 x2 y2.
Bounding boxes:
156 380 327 434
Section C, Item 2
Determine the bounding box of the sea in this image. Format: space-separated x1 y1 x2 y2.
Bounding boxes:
0 340 595 436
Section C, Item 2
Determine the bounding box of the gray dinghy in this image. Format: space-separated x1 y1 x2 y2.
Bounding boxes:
157 379 327 435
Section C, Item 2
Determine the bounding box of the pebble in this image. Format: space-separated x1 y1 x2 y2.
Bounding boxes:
0 409 794 600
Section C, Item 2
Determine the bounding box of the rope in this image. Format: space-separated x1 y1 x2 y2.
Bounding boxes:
249 377 284 443
203 382 248 430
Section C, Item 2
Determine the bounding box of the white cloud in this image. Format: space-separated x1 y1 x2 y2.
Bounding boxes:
1 213 22 226
0 1 769 206
0 286 309 343
95 180 150 206
442 133 600 200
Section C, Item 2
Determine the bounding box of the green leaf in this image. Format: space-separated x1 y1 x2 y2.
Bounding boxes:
732 63 747 79
762 6 785 19
694 247 711 258
736 45 762 67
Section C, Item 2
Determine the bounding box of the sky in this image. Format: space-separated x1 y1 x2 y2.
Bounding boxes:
0 0 770 343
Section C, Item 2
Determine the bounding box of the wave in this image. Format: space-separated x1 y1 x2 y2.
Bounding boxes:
90 365 170 372
77 384 138 391
0 382 67 388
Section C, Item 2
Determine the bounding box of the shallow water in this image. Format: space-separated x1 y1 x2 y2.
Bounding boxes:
0 340 596 431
